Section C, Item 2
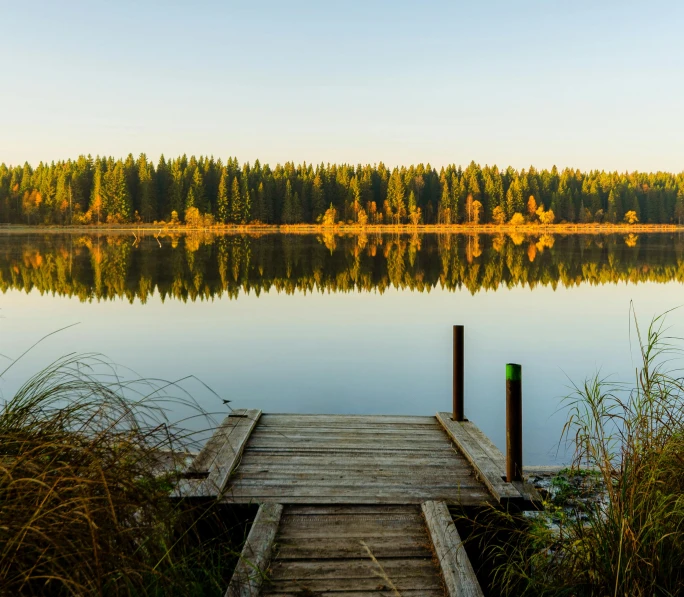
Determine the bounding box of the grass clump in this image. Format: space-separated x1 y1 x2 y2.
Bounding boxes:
463 311 684 596
0 353 247 597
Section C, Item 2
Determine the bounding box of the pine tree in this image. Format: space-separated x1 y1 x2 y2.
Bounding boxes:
282 180 294 224
439 176 450 223
138 154 156 222
229 176 242 223
255 182 266 223
217 168 229 223
169 161 184 217
186 167 205 214
241 176 251 223
55 169 69 224
386 169 406 223
607 189 621 223
311 175 325 222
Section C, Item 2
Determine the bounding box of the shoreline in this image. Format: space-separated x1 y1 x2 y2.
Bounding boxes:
0 223 681 235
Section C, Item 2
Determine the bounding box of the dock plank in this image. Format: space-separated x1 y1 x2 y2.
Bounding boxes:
179 409 261 498
436 412 524 507
262 505 448 596
423 501 484 597
226 503 283 597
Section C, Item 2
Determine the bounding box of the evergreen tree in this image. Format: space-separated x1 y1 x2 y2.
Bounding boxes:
186 167 205 214
311 175 325 222
217 168 229 224
138 154 156 222
241 176 251 223
387 168 406 223
229 176 242 223
282 180 294 224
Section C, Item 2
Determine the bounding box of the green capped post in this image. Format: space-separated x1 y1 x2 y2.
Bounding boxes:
506 363 522 382
506 363 523 483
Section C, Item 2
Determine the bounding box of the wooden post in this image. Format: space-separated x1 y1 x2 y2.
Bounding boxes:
453 325 464 421
506 364 523 483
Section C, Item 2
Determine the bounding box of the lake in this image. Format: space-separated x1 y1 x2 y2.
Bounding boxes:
1 230 683 464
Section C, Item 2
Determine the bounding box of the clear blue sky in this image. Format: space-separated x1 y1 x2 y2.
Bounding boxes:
1 0 683 171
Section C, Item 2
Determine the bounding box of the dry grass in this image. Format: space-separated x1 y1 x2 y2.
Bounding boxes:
0 353 245 597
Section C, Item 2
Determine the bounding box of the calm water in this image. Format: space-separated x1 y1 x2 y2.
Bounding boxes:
1 230 683 464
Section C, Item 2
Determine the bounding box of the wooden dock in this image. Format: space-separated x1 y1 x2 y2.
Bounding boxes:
178 408 538 596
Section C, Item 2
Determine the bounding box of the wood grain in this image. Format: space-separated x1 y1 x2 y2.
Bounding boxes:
226 503 283 597
423 501 484 597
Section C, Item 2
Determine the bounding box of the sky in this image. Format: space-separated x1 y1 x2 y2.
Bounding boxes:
1 0 683 172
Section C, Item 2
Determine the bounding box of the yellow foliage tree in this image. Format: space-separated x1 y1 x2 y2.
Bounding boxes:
624 210 639 225
184 206 203 227
509 212 526 226
408 207 422 226
527 195 538 219
471 200 483 224
491 205 506 225
536 206 555 225
322 204 337 227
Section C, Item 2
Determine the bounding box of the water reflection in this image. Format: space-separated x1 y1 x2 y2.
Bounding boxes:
1 231 683 302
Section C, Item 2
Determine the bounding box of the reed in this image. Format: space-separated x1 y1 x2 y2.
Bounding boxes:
0 353 245 596
461 310 684 596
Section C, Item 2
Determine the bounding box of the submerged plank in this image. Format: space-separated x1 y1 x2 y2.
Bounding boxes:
179 409 262 498
226 503 283 597
422 501 484 597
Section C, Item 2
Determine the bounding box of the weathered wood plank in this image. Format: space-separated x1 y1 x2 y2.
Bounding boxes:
264 588 444 597
275 536 430 559
277 505 419 515
221 491 492 506
259 414 437 425
245 440 457 452
436 412 523 506
422 501 484 597
458 421 541 507
269 557 439 579
253 426 446 436
246 435 452 448
238 451 468 466
264 592 445 597
276 521 427 539
233 469 480 483
179 409 262 498
237 457 470 469
226 503 283 597
265 575 445 592
261 504 450 595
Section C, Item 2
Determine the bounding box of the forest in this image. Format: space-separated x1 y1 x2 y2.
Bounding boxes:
1 156 684 226
1 232 683 302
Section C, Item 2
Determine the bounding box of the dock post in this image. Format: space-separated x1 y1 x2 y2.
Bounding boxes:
453 325 464 421
506 363 523 482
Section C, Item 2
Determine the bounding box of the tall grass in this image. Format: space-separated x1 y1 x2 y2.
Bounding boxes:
463 310 684 596
0 353 246 596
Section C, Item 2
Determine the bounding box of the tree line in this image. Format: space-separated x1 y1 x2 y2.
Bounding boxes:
1 232 683 302
1 155 684 226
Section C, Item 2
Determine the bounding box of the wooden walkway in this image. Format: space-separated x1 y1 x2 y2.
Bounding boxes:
179 409 538 596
